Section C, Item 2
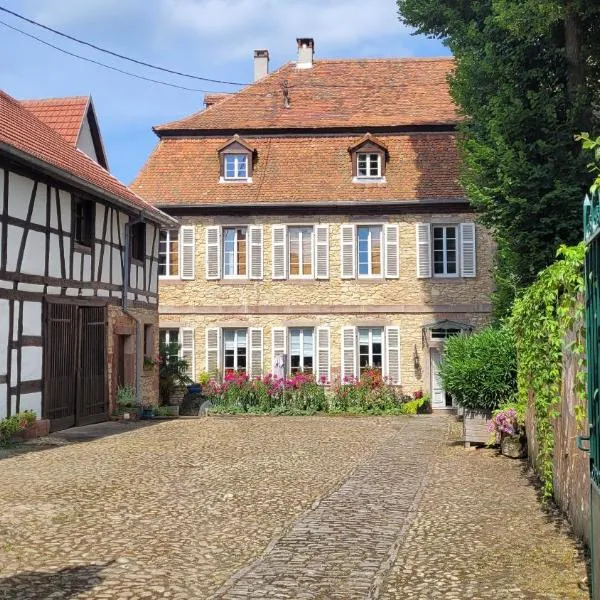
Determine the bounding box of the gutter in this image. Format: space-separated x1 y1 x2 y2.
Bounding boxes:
0 142 178 228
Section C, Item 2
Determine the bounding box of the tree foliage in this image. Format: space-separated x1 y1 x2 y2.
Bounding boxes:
398 0 600 315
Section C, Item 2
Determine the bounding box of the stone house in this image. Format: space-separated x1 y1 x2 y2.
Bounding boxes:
0 90 176 431
132 39 495 409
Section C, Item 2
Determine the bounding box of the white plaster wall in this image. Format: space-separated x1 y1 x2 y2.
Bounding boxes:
21 230 46 276
112 249 123 285
82 253 92 282
18 283 44 293
0 299 8 376
95 204 106 239
0 384 6 419
22 302 41 336
59 190 71 232
48 233 62 278
19 392 41 417
5 225 23 271
72 252 81 281
77 115 99 163
19 347 42 381
0 169 3 215
8 173 34 221
30 182 47 227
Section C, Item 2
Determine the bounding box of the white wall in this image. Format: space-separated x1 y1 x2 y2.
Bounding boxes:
76 114 99 163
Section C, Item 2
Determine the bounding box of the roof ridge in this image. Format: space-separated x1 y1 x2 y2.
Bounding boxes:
20 95 89 104
312 56 454 63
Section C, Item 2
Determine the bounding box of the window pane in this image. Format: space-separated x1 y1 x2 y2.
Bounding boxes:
237 229 247 276
371 231 381 275
237 329 247 348
237 156 247 178
225 156 235 178
302 229 312 275
303 329 313 356
289 229 300 276
290 329 301 354
357 154 367 177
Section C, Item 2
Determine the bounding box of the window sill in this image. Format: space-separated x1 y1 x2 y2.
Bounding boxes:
352 176 386 184
356 276 384 282
159 276 183 283
73 242 92 254
218 278 252 285
219 177 253 184
131 258 144 267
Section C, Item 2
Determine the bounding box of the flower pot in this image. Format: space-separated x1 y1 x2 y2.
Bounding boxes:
463 409 493 447
501 434 527 459
140 407 154 420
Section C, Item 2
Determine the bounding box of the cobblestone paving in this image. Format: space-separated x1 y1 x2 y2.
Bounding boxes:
0 416 589 599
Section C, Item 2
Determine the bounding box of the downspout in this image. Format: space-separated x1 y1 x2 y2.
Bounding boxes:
123 213 147 405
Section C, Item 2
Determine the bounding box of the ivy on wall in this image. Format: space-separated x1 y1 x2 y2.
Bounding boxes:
508 243 585 498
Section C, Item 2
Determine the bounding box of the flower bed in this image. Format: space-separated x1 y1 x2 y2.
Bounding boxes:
204 369 428 416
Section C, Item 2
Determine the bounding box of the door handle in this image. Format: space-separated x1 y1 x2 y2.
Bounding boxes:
577 435 591 452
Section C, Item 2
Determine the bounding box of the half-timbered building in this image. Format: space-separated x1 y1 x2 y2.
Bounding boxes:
0 89 176 431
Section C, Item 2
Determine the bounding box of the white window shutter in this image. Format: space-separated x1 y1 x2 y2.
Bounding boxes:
341 326 357 380
180 327 196 380
249 225 263 279
460 222 476 278
205 226 221 280
272 225 287 279
249 327 263 377
316 326 331 384
205 327 221 375
416 223 432 279
385 326 401 385
340 225 356 279
314 224 329 279
384 224 399 278
180 225 196 280
271 327 287 374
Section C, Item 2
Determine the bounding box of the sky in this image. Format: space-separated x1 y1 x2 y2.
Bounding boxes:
0 0 448 184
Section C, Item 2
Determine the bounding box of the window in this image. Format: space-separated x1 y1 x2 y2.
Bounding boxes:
289 328 314 374
223 227 247 277
357 153 381 178
130 222 146 262
223 328 247 373
288 227 313 277
73 198 94 247
159 328 180 360
224 154 248 180
358 327 383 374
433 226 458 276
430 328 462 339
357 226 382 276
158 229 179 277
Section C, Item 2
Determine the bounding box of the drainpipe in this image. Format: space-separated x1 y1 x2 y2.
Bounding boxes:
123 213 147 405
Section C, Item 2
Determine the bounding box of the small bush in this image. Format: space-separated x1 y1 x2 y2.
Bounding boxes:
0 411 36 446
116 385 137 409
439 327 517 411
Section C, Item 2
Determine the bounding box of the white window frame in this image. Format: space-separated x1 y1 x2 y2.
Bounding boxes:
356 152 382 178
222 226 249 279
223 154 249 180
288 226 314 279
288 327 315 374
159 328 182 363
356 224 384 278
357 327 384 376
158 228 180 279
432 224 459 278
222 328 248 373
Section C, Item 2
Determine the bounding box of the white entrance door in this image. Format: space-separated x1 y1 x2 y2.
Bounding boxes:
430 348 447 409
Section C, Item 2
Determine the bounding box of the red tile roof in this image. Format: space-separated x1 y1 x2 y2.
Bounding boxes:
0 90 173 225
155 58 457 133
132 134 463 206
20 96 89 146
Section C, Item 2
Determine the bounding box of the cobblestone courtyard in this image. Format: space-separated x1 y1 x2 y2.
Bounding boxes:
0 416 588 599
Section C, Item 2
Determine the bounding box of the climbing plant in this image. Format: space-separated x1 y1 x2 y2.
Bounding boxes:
508 243 585 498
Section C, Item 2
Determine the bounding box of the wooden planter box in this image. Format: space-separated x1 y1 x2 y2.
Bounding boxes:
12 419 50 442
463 409 492 448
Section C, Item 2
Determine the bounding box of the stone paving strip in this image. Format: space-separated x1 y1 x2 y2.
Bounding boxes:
0 415 589 599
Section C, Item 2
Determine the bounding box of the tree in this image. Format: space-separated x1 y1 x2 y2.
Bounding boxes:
398 0 600 315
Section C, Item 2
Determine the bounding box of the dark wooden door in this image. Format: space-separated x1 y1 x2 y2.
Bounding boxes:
44 303 78 431
44 303 107 431
77 306 107 426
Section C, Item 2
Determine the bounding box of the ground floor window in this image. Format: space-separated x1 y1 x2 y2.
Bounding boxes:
289 328 314 374
223 328 247 373
358 327 383 375
159 328 180 359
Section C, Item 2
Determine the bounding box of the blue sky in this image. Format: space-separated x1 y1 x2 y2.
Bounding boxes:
1 0 448 184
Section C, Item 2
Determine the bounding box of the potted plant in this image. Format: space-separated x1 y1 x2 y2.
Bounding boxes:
438 327 517 447
488 406 527 458
116 385 138 420
143 356 156 372
159 341 193 407
140 401 155 420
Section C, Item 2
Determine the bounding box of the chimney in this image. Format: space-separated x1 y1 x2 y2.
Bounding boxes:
254 49 269 81
296 37 314 69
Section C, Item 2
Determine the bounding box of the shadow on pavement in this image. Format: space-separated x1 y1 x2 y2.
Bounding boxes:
0 562 112 599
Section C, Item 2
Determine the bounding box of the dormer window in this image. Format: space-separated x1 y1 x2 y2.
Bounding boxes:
349 133 388 183
218 135 254 183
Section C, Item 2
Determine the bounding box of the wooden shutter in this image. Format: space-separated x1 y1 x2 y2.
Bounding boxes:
180 225 195 280
180 328 196 380
340 224 356 279
385 326 401 385
205 327 220 375
314 224 329 279
249 327 263 377
416 223 432 279
271 327 287 374
248 225 263 279
316 326 331 384
384 224 399 278
460 222 476 278
272 225 287 279
341 326 357 380
205 226 221 280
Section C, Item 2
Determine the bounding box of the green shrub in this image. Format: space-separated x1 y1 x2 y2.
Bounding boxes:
116 385 137 409
0 411 36 446
439 327 517 411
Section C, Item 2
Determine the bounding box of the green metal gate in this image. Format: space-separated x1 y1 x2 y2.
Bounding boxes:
583 191 600 598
